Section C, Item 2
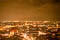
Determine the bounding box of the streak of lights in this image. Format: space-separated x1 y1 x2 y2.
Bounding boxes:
38 31 47 35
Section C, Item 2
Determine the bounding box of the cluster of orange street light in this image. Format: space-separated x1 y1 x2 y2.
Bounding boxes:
0 21 60 40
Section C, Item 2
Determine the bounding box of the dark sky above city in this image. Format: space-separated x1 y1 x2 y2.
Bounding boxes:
0 0 60 21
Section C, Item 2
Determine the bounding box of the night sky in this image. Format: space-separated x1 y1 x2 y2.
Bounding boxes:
0 0 60 21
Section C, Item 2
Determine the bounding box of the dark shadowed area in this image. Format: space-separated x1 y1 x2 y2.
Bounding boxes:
0 0 60 21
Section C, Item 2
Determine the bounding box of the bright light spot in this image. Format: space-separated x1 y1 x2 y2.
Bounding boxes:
38 31 47 35
24 33 27 38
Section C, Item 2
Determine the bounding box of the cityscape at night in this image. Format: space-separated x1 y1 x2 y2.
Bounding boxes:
0 0 60 40
0 21 60 40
